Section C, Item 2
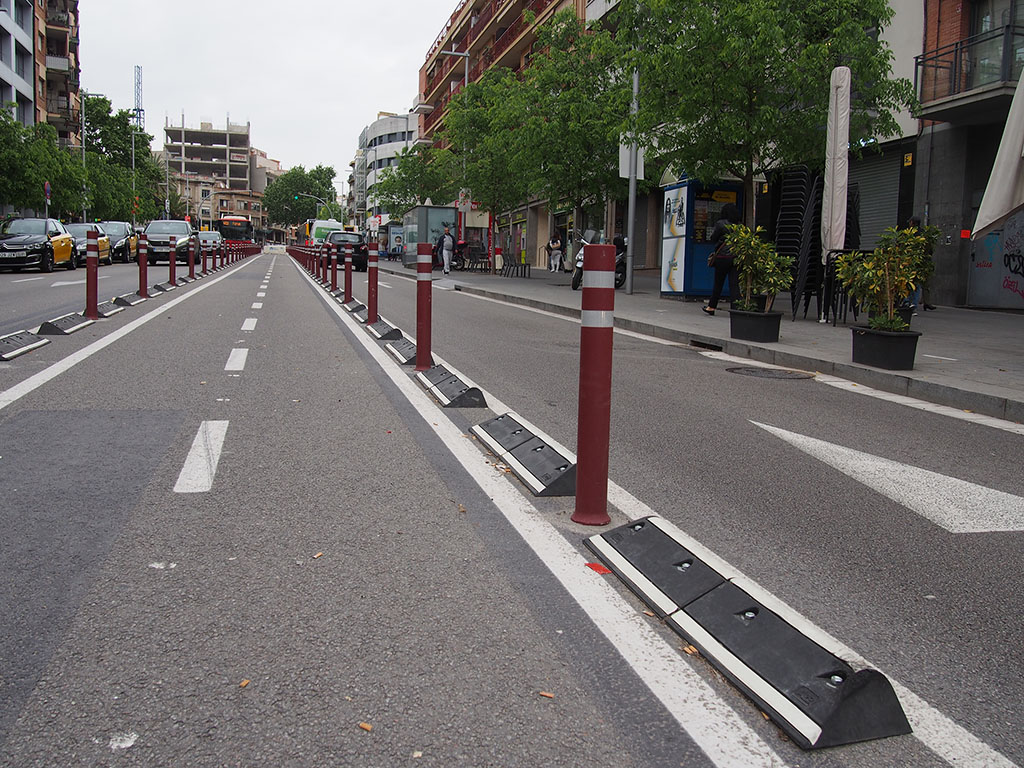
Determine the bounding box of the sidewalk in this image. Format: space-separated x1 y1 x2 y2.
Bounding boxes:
378 260 1024 423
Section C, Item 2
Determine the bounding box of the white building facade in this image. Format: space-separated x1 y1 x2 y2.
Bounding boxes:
353 111 419 229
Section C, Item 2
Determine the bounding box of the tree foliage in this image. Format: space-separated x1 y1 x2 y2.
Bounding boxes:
0 110 84 219
374 145 458 218
264 165 343 226
612 0 917 224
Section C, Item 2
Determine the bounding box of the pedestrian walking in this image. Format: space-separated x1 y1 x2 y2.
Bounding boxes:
702 203 742 316
548 232 563 272
436 226 455 275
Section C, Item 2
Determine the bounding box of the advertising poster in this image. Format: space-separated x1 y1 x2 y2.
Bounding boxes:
661 184 687 293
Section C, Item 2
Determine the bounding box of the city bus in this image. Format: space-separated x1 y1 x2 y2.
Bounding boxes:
213 215 254 244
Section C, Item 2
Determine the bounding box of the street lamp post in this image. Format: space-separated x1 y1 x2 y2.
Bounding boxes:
80 89 106 221
439 46 470 239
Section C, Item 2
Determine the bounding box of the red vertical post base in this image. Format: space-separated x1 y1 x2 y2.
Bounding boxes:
330 244 338 291
169 235 177 286
571 244 616 527
84 229 99 321
368 241 379 324
189 239 196 279
344 246 353 303
415 242 433 372
138 235 149 298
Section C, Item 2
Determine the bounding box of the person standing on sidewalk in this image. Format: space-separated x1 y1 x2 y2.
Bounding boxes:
436 226 455 275
548 232 563 272
702 203 742 316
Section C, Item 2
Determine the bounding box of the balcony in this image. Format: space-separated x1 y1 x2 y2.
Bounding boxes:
915 24 1024 124
46 9 71 27
45 54 70 72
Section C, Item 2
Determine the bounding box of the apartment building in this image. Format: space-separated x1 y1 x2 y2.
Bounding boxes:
915 0 1022 306
415 0 586 265
353 110 421 228
0 0 36 126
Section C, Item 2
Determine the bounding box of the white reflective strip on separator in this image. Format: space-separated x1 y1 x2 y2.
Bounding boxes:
501 450 547 494
470 424 508 460
581 310 614 328
668 610 823 746
584 270 616 290
417 273 432 281
587 535 678 616
417 255 431 263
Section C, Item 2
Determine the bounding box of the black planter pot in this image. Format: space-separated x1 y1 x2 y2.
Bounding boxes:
851 326 922 370
728 309 783 343
868 307 914 327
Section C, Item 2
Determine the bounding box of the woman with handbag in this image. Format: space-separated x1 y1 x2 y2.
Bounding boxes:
702 203 742 316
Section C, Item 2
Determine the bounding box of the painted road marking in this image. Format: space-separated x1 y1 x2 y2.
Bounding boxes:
295 260 788 768
11 277 44 283
923 354 959 361
224 348 248 371
256 291 266 297
173 420 229 493
251 302 263 309
752 421 1024 533
0 257 262 412
299 261 1015 768
241 318 257 331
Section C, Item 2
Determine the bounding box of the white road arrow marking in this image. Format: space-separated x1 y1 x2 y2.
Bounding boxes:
752 421 1024 533
51 276 110 287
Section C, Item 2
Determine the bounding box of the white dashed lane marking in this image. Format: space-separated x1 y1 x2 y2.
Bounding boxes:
241 318 257 331
173 420 229 493
251 302 263 309
224 348 248 371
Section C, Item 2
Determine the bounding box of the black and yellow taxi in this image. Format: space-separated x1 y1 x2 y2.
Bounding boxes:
101 221 138 262
66 223 113 267
0 217 76 271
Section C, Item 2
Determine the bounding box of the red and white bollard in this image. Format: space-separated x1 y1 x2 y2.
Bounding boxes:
343 244 353 303
138 234 149 298
571 244 616 527
85 228 99 320
367 240 379 324
330 243 338 291
188 236 196 279
202 244 208 275
415 242 433 372
169 234 177 286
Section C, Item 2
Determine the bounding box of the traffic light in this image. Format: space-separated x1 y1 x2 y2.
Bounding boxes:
294 195 299 200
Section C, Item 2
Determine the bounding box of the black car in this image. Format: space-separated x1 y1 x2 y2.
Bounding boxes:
143 220 196 264
325 230 369 271
101 221 138 262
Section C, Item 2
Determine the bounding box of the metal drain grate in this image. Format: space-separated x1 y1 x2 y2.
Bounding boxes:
726 367 814 380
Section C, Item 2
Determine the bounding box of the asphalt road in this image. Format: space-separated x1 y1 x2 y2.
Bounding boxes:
0 248 1019 767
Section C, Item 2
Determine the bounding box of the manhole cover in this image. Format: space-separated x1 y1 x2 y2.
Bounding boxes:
726 367 814 380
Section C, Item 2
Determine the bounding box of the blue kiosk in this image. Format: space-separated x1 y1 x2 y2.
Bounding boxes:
660 177 744 298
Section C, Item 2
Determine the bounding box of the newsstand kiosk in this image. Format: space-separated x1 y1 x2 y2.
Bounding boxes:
660 177 744 299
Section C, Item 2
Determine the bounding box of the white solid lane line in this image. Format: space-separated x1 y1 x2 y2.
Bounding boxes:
11 277 44 283
251 302 263 309
173 420 229 493
241 318 257 331
225 348 248 371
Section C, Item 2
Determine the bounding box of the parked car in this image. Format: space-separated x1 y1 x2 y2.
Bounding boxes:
101 221 138 262
325 230 369 271
144 220 196 264
66 223 113 266
198 231 223 249
0 217 75 271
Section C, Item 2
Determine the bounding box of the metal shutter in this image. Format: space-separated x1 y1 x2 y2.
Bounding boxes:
848 150 900 249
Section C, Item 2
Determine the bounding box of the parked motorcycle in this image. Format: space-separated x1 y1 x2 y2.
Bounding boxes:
570 234 590 290
570 231 627 290
451 239 468 271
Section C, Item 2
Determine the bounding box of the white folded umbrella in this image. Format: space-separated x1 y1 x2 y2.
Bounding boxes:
973 76 1024 239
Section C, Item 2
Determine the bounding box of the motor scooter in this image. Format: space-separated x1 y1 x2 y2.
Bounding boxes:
570 234 590 290
451 239 468 271
571 230 627 290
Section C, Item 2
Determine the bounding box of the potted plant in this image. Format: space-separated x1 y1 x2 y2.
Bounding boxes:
834 225 937 370
724 224 794 343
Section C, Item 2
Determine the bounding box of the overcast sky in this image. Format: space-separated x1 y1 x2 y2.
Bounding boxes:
78 0 458 197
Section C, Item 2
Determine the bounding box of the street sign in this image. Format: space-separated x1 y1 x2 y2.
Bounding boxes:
164 198 170 214
458 188 471 213
44 181 51 201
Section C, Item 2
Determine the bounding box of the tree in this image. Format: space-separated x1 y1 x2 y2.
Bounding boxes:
264 165 343 226
374 145 458 219
0 110 84 218
613 0 916 224
517 10 630 233
444 67 532 267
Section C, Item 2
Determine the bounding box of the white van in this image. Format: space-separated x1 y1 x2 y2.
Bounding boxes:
310 219 345 244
